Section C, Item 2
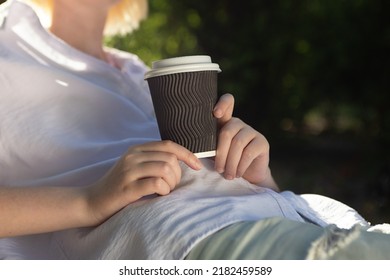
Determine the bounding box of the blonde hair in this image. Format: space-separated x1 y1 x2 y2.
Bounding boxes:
22 0 148 36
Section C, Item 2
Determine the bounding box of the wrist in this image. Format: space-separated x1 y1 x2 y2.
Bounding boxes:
77 185 104 227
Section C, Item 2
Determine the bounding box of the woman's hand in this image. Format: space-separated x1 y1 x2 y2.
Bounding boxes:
213 94 279 191
0 141 202 237
84 141 203 225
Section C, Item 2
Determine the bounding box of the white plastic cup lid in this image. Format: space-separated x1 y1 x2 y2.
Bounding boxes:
144 55 221 79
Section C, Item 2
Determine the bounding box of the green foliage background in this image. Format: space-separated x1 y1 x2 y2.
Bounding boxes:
1 0 389 222
108 0 389 142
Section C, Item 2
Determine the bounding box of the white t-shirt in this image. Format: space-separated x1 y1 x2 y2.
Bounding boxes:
0 1 369 259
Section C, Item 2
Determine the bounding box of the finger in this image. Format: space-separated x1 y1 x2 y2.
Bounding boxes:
128 177 172 199
137 161 180 190
124 151 182 185
213 93 234 125
214 118 242 175
214 139 229 174
236 137 265 178
224 127 255 179
129 141 203 170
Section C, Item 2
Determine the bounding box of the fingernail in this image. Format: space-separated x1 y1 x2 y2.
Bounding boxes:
215 165 224 173
225 174 234 180
194 158 203 170
213 108 222 118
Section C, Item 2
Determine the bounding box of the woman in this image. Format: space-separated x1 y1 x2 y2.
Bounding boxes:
0 0 389 259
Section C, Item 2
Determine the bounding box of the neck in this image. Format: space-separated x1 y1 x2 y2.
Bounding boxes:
49 1 110 61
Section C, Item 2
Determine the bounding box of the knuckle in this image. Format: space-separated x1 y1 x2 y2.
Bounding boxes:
124 152 136 162
231 136 246 149
260 136 270 151
230 117 241 124
241 149 255 161
219 127 234 139
252 132 270 153
151 178 170 195
159 161 172 175
150 177 161 187
161 140 175 149
126 145 138 154
166 153 178 165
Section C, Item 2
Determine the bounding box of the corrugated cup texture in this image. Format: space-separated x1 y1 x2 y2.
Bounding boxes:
147 71 218 154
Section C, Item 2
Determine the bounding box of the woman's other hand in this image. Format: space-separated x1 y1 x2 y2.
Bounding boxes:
213 93 279 191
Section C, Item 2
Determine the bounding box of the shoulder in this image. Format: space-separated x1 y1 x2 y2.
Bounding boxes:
104 46 150 76
105 47 149 67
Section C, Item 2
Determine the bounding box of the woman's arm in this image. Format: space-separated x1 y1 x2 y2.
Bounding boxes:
0 141 203 238
0 185 91 238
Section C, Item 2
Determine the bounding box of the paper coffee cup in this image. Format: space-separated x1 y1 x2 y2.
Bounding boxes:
145 55 222 158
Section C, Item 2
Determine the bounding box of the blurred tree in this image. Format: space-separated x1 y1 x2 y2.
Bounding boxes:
107 0 389 147
106 0 201 67
174 0 390 141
